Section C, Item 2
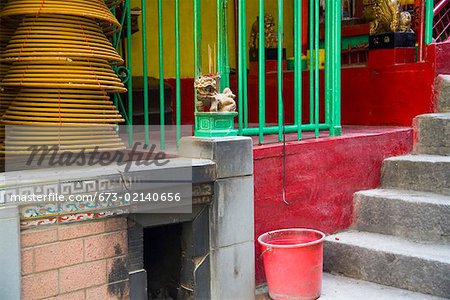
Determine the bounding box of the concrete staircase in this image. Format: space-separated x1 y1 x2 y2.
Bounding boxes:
323 75 450 299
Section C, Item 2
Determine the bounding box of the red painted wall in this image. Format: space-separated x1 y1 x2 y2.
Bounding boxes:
253 127 413 284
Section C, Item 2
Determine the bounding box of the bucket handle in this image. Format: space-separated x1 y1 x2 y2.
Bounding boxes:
260 247 272 258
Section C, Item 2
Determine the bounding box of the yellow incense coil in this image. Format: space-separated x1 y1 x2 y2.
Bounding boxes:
1 125 126 154
0 0 121 35
2 15 123 64
0 129 126 155
1 87 125 126
1 60 127 92
0 93 14 115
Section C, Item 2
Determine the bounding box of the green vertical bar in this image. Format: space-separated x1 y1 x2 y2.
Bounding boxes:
424 0 433 44
237 0 244 135
258 0 265 143
242 0 249 127
175 0 181 144
158 0 165 149
314 0 319 138
193 0 202 135
217 0 223 88
141 0 149 145
112 5 118 112
294 0 302 140
277 0 284 142
126 0 133 146
193 0 202 79
308 0 314 125
331 1 342 136
334 0 341 135
324 0 331 135
223 0 230 88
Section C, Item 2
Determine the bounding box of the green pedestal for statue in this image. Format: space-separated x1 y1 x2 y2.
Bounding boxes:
194 112 238 137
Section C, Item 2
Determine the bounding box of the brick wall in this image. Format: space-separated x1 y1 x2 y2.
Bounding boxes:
20 217 129 300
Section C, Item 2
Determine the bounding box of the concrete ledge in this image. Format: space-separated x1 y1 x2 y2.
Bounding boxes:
211 176 254 248
179 136 253 179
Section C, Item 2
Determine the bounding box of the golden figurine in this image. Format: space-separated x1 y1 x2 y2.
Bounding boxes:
249 14 278 51
368 0 413 34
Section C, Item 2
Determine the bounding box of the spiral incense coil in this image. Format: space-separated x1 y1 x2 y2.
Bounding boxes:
0 91 15 116
2 15 124 64
1 125 126 154
0 25 16 79
1 60 127 92
0 0 127 156
0 0 121 35
0 63 8 78
1 87 125 126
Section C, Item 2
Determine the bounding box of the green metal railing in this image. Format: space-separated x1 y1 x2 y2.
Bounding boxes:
233 0 342 143
425 0 435 44
113 0 342 147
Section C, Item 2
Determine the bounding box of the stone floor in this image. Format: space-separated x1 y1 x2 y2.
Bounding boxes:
256 273 447 300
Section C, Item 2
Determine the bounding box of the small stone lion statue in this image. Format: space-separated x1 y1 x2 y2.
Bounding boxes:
212 88 236 112
194 76 236 113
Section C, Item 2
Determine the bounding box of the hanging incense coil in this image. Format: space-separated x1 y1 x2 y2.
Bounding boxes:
0 0 121 35
0 91 15 117
0 63 8 79
0 25 16 78
1 59 126 92
2 15 123 64
0 0 127 157
1 88 124 126
1 125 126 154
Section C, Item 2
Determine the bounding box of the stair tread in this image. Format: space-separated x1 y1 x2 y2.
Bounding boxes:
356 189 450 205
385 154 450 163
320 273 447 300
325 230 450 263
417 112 450 120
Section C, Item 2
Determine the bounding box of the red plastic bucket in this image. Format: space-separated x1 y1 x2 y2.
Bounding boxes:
258 228 325 300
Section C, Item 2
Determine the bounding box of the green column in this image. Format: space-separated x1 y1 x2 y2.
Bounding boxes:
424 0 434 45
141 0 149 145
277 0 284 142
126 0 133 146
175 0 181 144
158 0 165 149
294 0 302 140
258 0 266 143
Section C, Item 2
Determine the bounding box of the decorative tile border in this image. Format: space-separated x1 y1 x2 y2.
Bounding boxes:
4 177 214 229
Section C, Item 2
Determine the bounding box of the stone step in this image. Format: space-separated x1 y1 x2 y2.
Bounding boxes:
353 189 450 243
255 273 447 300
324 230 450 298
435 75 450 112
320 273 447 300
381 154 450 195
414 113 450 156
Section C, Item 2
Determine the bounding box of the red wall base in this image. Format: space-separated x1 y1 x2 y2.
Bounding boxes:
253 126 413 284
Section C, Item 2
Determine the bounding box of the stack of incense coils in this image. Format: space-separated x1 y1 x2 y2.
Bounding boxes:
0 0 127 165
